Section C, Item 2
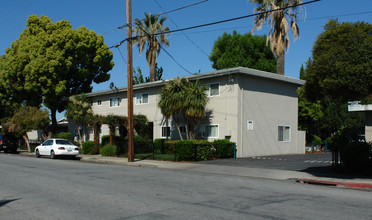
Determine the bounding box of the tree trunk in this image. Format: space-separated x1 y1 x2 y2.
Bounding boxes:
23 134 31 153
78 124 83 146
50 107 58 135
109 130 113 145
277 53 285 75
149 56 156 82
149 41 156 82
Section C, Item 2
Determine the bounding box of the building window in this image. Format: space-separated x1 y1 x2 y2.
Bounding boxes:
197 125 219 138
278 126 291 142
161 126 170 138
97 100 102 106
206 125 219 138
110 97 120 107
136 93 149 105
179 125 186 134
205 83 220 97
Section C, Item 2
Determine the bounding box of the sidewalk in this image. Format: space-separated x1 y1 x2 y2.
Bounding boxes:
19 152 372 190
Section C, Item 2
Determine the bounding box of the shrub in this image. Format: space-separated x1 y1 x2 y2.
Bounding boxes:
133 135 152 154
312 135 322 146
194 140 213 161
153 139 165 154
341 141 372 169
54 132 73 142
100 144 117 156
163 140 178 154
82 141 95 154
213 139 235 158
176 140 194 160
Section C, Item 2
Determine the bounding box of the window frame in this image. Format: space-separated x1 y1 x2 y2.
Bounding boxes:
161 126 171 138
97 100 102 106
205 82 220 97
278 125 291 142
110 97 121 108
136 93 149 105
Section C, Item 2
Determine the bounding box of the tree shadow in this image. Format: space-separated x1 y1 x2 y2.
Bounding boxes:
0 198 20 207
301 165 372 180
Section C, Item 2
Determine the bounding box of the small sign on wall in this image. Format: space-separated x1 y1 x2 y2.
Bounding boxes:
247 120 253 130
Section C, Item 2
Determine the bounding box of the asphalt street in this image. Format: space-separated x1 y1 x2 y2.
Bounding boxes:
1 153 372 220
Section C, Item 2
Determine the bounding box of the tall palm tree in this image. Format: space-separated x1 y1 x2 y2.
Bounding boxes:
133 13 170 82
250 0 304 75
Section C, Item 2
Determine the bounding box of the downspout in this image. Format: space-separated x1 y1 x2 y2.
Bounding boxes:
240 77 244 157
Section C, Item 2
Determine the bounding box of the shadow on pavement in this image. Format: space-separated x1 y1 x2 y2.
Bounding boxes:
301 165 372 180
0 198 20 207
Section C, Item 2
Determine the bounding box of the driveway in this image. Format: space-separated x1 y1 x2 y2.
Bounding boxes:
200 153 334 175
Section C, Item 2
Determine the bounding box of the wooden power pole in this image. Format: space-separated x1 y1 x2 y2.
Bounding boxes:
126 0 134 162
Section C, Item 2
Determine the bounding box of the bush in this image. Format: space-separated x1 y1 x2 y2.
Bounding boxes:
312 135 322 146
175 140 213 161
100 144 117 156
82 141 95 154
163 140 178 154
153 139 165 154
54 132 73 142
213 139 235 158
341 141 372 169
133 135 152 154
176 140 194 160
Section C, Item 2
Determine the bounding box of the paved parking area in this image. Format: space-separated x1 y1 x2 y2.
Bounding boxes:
200 153 333 173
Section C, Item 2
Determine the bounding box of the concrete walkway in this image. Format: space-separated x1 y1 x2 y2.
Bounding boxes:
19 152 372 190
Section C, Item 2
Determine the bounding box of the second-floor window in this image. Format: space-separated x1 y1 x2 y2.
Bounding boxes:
136 93 148 104
205 83 220 97
97 100 102 106
110 97 120 107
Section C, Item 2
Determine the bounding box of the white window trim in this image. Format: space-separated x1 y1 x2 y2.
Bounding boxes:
136 93 149 105
198 124 219 138
205 82 220 97
161 126 171 138
97 100 102 106
110 97 121 108
278 125 291 142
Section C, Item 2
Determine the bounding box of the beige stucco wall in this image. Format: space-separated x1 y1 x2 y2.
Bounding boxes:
366 112 372 142
237 75 303 157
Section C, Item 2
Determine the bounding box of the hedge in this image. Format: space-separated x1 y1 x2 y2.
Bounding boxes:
100 144 117 156
54 132 73 142
213 139 235 158
82 141 94 154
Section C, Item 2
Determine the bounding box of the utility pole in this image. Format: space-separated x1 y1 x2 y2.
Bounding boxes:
126 0 134 162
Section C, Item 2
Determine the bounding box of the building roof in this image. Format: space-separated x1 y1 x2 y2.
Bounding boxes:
86 67 305 97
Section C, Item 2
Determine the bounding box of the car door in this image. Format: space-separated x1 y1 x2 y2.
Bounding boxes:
40 140 53 155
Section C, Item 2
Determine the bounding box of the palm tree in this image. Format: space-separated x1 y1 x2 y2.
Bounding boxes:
250 0 304 75
158 77 208 140
133 13 170 82
87 114 104 154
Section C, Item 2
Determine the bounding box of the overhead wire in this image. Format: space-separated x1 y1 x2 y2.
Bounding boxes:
101 0 209 35
135 22 193 75
153 0 210 58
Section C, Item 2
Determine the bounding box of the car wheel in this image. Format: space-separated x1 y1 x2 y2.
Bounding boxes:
50 150 56 159
35 149 40 158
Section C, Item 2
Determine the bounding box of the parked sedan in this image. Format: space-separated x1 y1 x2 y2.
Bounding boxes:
0 133 18 153
35 139 79 159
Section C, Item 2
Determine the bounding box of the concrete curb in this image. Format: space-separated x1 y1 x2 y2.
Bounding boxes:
297 178 372 189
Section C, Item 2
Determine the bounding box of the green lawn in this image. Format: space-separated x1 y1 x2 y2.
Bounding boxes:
120 153 176 161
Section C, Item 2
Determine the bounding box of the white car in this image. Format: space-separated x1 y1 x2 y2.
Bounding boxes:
35 139 79 159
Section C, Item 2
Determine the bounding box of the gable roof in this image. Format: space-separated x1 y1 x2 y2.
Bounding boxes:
86 67 305 97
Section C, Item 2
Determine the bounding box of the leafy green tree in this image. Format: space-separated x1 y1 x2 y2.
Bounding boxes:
0 15 114 132
65 93 93 145
158 77 208 139
304 19 372 102
133 63 163 85
133 13 169 82
209 31 276 72
87 114 104 154
104 114 124 146
250 0 304 75
4 106 50 152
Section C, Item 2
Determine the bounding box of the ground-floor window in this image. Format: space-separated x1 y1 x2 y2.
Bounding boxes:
278 126 291 142
161 126 170 138
197 124 219 138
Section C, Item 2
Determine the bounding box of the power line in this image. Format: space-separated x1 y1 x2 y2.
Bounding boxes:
102 0 208 35
135 21 193 75
117 47 127 63
154 0 210 58
133 0 321 38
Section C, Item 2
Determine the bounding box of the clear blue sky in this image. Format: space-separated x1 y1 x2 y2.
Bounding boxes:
1 0 371 119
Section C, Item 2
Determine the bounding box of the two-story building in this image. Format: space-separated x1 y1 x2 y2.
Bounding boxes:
71 67 305 158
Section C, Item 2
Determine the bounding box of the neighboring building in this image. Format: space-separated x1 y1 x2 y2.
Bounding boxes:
73 67 305 158
348 102 372 142
27 118 69 144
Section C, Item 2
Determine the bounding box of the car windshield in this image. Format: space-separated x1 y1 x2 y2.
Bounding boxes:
55 140 73 145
